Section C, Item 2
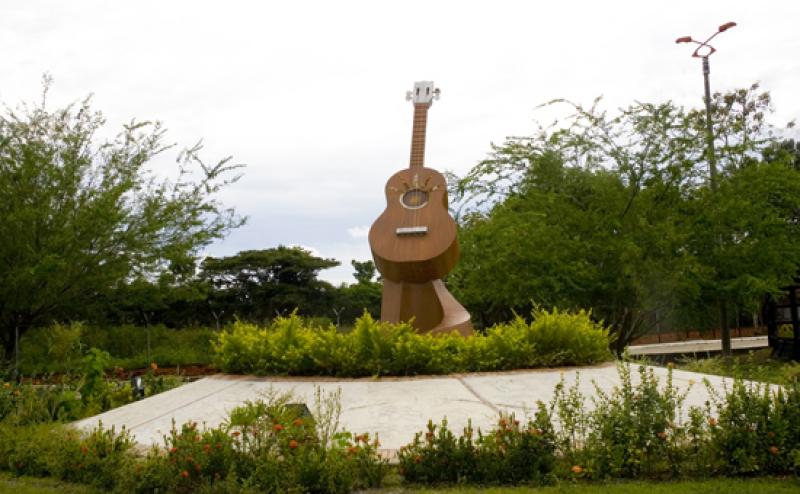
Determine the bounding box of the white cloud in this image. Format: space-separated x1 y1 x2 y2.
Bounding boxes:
288 244 321 258
347 225 370 238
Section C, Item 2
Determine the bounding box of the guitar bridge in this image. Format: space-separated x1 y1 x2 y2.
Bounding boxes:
396 226 428 236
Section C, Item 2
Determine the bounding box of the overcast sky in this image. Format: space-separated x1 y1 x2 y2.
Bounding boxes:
3 1 799 284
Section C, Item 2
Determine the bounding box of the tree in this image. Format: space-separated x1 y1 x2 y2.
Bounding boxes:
451 150 696 347
764 138 800 170
351 259 378 285
334 260 381 325
0 81 244 358
200 246 339 322
451 87 800 350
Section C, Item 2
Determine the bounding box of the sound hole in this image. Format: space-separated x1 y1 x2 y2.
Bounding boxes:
400 189 429 209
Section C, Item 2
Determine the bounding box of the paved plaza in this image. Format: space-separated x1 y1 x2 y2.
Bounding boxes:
75 363 742 455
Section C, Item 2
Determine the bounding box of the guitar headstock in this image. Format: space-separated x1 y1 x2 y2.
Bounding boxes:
406 81 441 106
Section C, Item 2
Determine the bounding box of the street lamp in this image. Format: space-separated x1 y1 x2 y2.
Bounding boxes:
677 22 736 356
676 21 736 190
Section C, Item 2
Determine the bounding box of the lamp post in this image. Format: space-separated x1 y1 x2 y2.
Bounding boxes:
676 22 736 355
676 21 736 190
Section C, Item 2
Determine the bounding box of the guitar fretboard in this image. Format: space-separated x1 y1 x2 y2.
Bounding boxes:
409 104 429 168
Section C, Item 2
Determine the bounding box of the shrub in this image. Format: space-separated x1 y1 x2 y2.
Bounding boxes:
398 409 556 485
18 323 216 375
680 349 800 386
213 309 612 377
545 363 705 480
582 364 691 478
131 421 239 493
130 388 386 494
0 379 83 425
0 387 386 493
0 422 135 491
17 322 84 375
706 379 800 476
541 363 800 481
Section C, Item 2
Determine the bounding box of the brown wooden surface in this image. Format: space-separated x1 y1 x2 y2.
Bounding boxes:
428 279 472 336
369 166 459 283
381 278 472 335
369 86 471 335
410 103 429 168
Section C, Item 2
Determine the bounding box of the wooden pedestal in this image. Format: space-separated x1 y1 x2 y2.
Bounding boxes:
380 278 472 336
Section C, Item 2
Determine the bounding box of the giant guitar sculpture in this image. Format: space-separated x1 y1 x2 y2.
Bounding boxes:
369 81 472 336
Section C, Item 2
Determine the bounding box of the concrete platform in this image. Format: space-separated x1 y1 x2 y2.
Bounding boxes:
74 363 743 455
627 336 768 355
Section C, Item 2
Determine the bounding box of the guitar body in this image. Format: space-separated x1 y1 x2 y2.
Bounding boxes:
369 81 471 335
368 166 459 283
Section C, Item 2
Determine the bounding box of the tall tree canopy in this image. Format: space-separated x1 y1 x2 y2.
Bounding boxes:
200 246 339 323
451 85 800 350
0 83 244 356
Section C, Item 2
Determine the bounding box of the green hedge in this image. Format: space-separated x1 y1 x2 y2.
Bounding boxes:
212 309 612 376
17 323 215 374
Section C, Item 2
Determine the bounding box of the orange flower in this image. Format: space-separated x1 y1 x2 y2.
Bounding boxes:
180 470 189 478
289 439 299 449
80 446 88 454
203 444 211 452
768 431 776 438
273 424 284 432
170 447 178 454
769 446 779 455
571 465 583 474
347 446 358 455
194 463 201 472
708 417 718 427
231 431 241 437
151 362 158 371
414 455 422 464
657 431 668 440
293 418 303 427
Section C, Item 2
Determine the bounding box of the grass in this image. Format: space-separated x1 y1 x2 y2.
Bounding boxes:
2 475 798 494
677 348 800 385
0 473 97 494
384 478 800 493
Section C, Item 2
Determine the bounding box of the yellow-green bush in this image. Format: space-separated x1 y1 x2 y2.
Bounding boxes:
212 308 612 376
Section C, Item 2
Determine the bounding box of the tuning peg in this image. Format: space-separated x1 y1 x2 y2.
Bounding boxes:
433 88 441 100
406 90 413 101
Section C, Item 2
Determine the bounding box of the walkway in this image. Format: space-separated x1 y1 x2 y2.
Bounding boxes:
627 336 768 356
75 363 742 456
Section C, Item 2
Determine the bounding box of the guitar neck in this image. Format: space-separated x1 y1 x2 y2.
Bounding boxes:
409 103 429 168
